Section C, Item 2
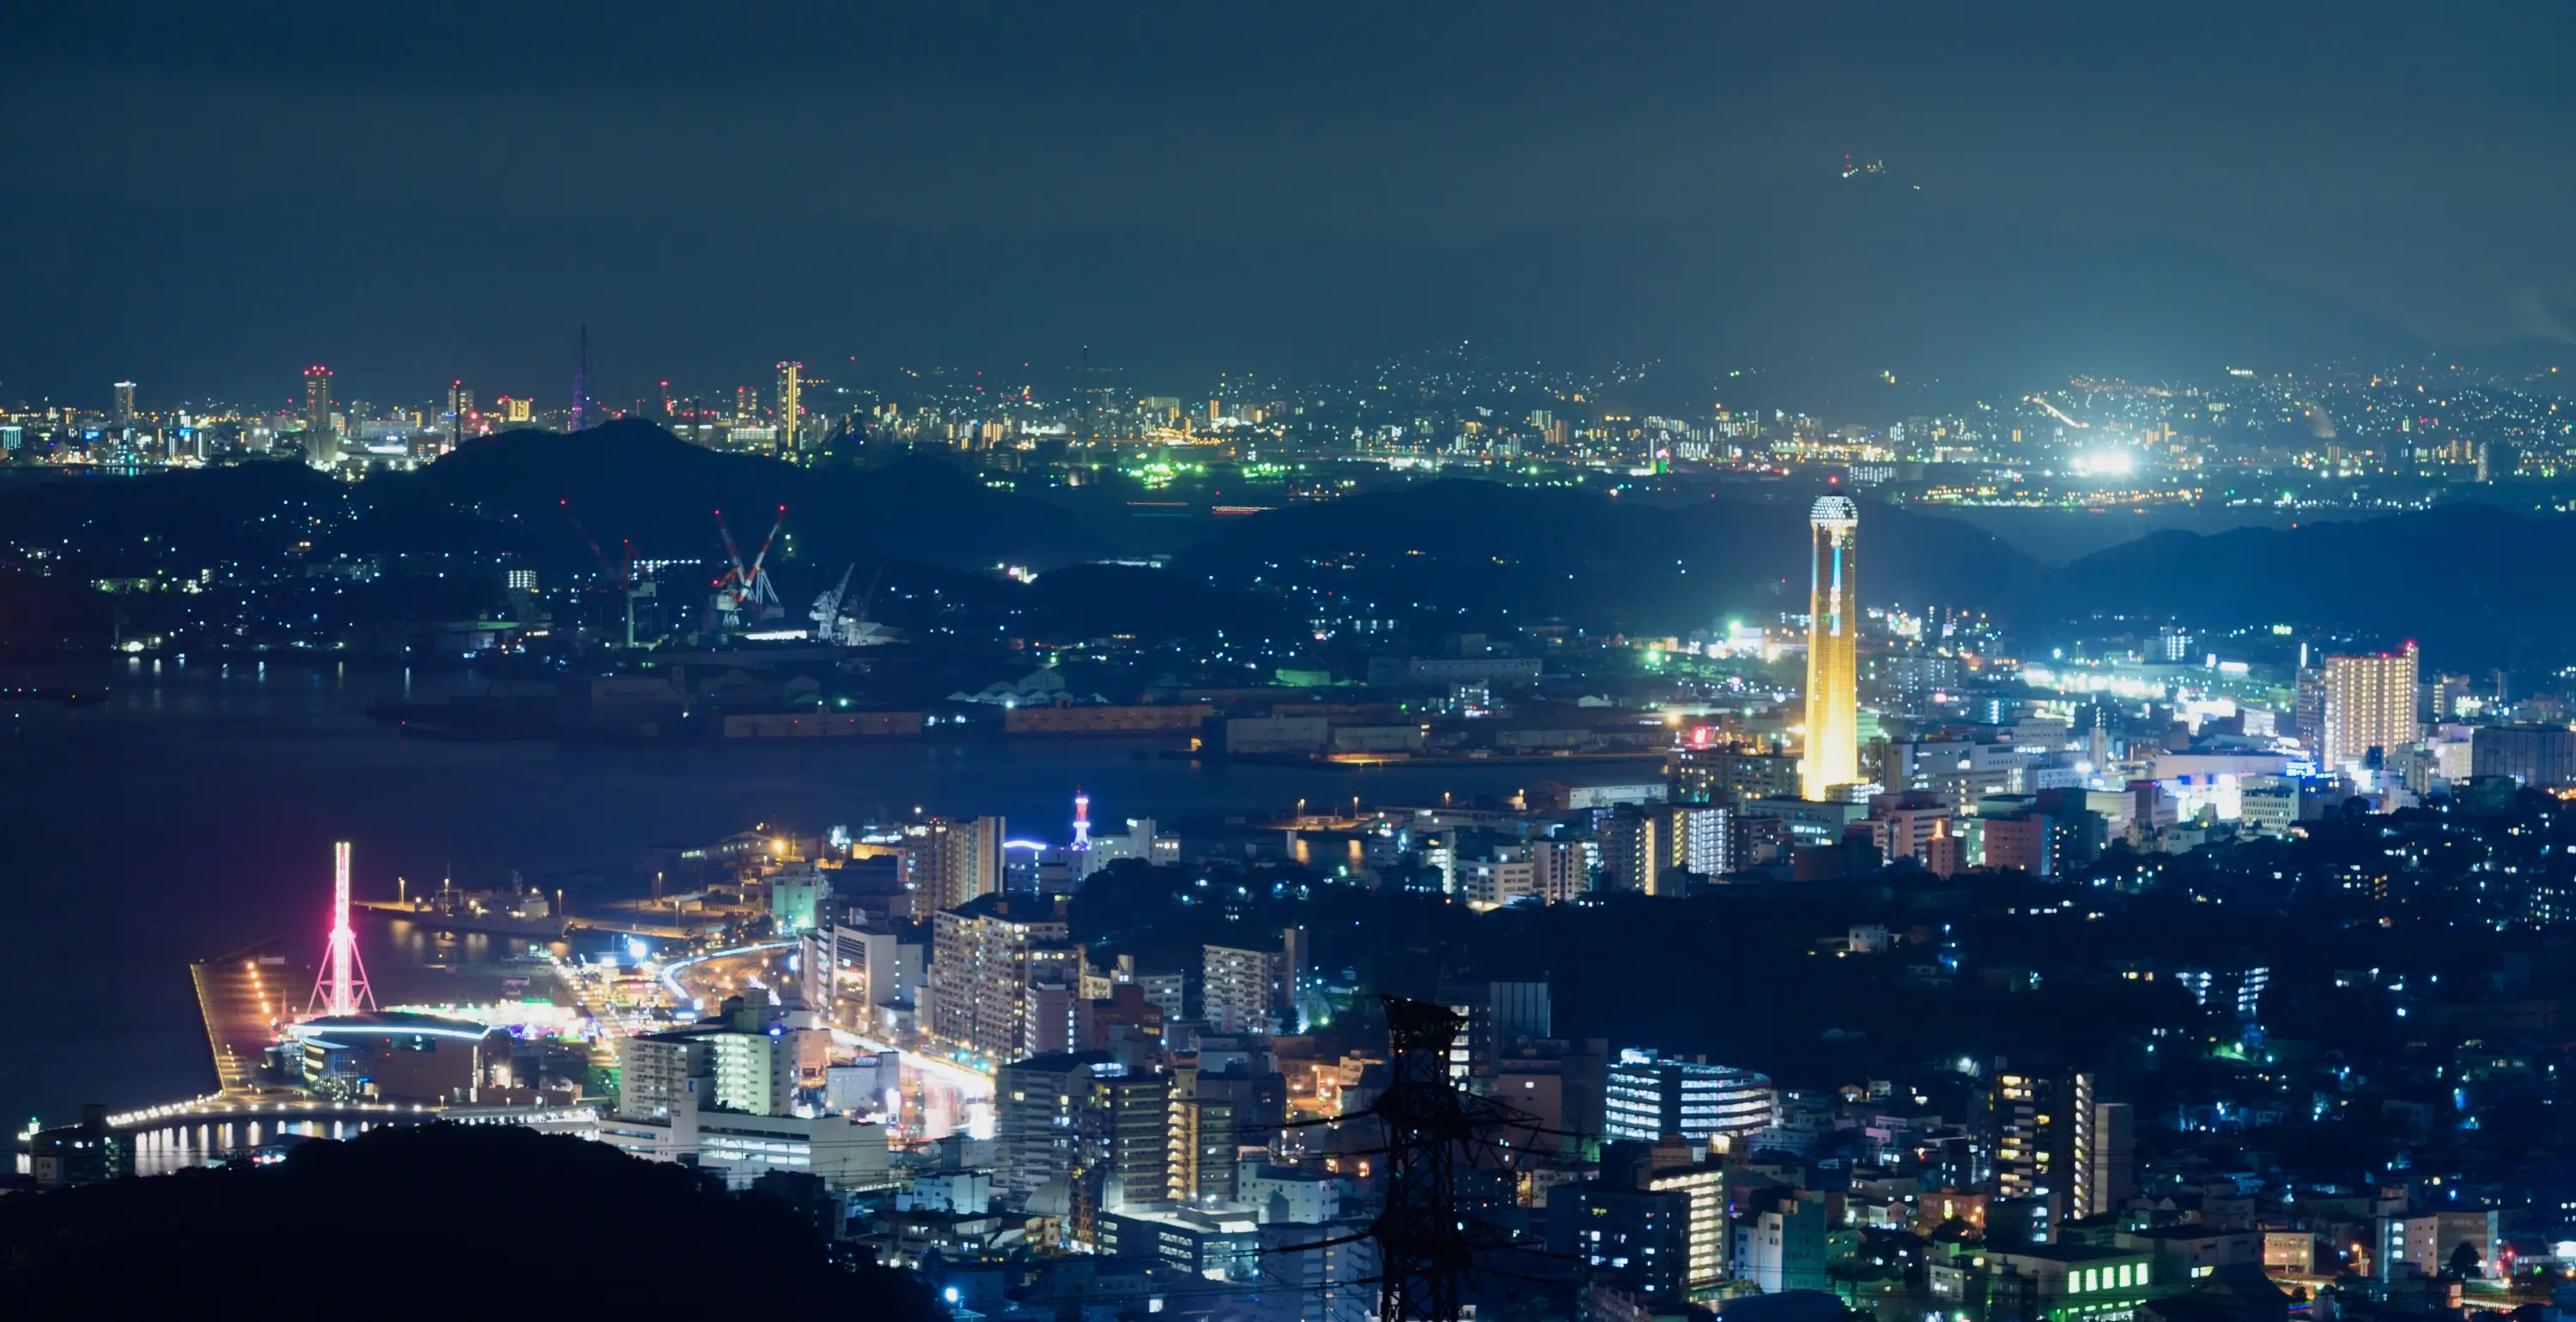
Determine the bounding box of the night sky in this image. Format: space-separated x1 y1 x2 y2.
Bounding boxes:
4 3 2572 408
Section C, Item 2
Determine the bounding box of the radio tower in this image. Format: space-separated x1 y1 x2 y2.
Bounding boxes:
307 841 375 1017
568 324 592 433
1072 790 1093 853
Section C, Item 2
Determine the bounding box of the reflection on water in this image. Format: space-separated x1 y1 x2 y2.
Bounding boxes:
3 653 1638 1130
131 1115 405 1176
368 918 586 1018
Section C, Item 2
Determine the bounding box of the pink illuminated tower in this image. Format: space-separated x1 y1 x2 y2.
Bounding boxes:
1072 790 1092 854
307 840 376 1017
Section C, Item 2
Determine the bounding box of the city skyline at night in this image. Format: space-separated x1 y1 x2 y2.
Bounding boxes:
12 5 2576 1319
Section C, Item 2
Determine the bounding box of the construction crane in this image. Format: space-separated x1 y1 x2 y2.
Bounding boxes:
810 563 886 646
711 506 787 628
560 499 654 647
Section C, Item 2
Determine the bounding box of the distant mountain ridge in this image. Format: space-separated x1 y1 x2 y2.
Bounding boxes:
1195 484 2571 670
6 432 2567 669
1184 482 2046 630
2044 502 2561 670
386 419 1107 572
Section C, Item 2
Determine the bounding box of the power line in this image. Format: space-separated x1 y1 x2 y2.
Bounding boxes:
1242 999 1619 1322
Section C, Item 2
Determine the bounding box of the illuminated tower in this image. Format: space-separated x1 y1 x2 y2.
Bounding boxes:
568 324 592 433
1801 495 1860 801
1072 790 1092 853
307 840 376 1017
112 381 137 425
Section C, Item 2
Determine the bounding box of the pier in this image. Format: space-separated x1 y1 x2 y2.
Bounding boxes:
189 953 311 1094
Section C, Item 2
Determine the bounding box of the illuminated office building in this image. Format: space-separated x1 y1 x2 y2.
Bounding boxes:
1801 495 1860 800
1603 1048 1774 1147
2321 643 2419 768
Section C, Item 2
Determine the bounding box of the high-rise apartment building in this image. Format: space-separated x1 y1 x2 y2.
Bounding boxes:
991 1052 1177 1224
1593 806 1724 892
1664 804 1732 876
1089 1070 1173 1216
903 816 1005 916
303 365 334 434
1673 743 1802 804
1596 810 1662 894
617 1028 716 1120
2293 666 2328 746
2081 1099 2136 1222
1531 837 1595 903
299 366 338 466
927 894 1072 1066
1802 496 1861 800
711 1029 797 1117
1439 979 1555 1082
1202 930 1306 1035
1549 1183 1692 1301
1170 1095 1242 1202
2321 644 2420 768
1983 1068 2131 1222
775 361 803 451
1024 945 1081 1058
112 381 136 425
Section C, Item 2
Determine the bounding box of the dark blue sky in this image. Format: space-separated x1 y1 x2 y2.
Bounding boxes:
3 2 2572 409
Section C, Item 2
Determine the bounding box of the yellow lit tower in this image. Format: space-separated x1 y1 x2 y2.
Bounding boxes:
1801 495 1860 801
775 361 803 453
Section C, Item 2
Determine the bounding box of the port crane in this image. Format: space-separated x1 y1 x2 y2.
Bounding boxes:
559 499 654 647
712 506 787 627
810 563 884 645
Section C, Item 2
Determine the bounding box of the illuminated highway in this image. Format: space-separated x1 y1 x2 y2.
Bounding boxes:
655 939 799 1004
658 940 993 1101
829 1027 994 1099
